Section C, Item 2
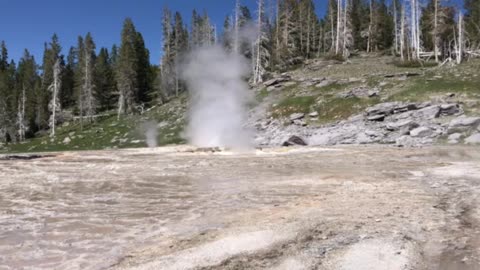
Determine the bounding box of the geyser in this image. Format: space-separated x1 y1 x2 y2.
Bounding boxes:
181 45 252 149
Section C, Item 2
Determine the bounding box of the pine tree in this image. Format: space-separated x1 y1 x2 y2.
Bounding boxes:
95 48 116 111
222 15 233 51
62 47 76 108
16 50 38 140
82 33 97 122
464 0 480 48
116 18 138 117
0 42 13 143
135 32 151 106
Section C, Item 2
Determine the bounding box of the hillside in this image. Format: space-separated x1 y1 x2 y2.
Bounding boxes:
1 55 480 154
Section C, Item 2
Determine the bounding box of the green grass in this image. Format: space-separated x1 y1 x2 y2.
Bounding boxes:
1 97 187 154
314 96 380 123
256 87 269 102
389 75 480 102
392 60 438 68
271 96 316 118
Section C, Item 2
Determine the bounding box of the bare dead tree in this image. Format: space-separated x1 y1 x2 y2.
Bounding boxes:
48 59 61 138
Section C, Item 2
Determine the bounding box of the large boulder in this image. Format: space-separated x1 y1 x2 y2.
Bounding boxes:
366 102 403 117
465 133 480 144
282 135 308 147
410 127 433 138
410 105 440 120
440 103 461 116
449 116 480 129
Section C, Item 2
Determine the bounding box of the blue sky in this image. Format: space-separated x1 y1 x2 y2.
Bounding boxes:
1 0 327 65
1 0 463 65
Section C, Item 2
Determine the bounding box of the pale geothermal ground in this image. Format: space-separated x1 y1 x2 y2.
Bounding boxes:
1 145 480 270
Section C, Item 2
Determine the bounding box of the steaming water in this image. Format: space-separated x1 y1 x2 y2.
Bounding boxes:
181 45 252 149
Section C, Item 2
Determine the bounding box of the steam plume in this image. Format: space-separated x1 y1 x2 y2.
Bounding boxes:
181 45 252 149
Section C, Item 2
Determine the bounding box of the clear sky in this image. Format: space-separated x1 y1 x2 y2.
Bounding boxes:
1 0 327 65
1 0 464 65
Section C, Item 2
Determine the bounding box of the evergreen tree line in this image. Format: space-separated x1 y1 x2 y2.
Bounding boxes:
0 19 155 143
1 0 480 144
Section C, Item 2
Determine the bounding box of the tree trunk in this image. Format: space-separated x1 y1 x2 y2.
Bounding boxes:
434 0 439 62
335 0 341 55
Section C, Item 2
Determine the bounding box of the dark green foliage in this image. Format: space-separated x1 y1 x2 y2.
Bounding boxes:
95 48 117 111
465 0 480 46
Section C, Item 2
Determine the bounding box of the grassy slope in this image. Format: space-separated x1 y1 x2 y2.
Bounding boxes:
268 56 480 125
1 97 187 154
2 57 479 153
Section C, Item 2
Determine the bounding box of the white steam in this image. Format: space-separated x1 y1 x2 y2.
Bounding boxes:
181 45 253 149
142 121 158 148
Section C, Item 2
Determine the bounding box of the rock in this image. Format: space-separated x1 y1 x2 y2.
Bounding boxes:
348 77 361 83
386 120 419 131
315 80 333 88
289 113 305 121
264 76 290 87
465 133 480 144
440 103 460 116
366 102 403 117
367 114 386 122
448 133 463 141
63 137 71 144
449 116 480 129
293 119 307 126
411 105 440 120
410 127 433 138
396 135 433 147
283 81 297 87
393 103 418 114
339 87 380 99
309 111 319 117
368 90 379 97
282 136 308 146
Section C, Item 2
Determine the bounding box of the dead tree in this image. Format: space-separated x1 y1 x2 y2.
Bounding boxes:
48 59 61 138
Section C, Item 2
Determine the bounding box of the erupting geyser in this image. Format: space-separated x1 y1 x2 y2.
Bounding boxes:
181 45 252 149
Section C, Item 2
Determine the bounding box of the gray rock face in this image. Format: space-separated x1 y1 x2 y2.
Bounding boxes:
440 104 460 116
63 137 72 145
448 133 463 141
411 106 440 120
251 98 475 148
386 120 419 131
449 116 480 129
396 136 433 147
366 102 403 117
465 133 480 144
410 127 433 138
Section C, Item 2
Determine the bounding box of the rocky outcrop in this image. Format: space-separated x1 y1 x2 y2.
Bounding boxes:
252 100 480 147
